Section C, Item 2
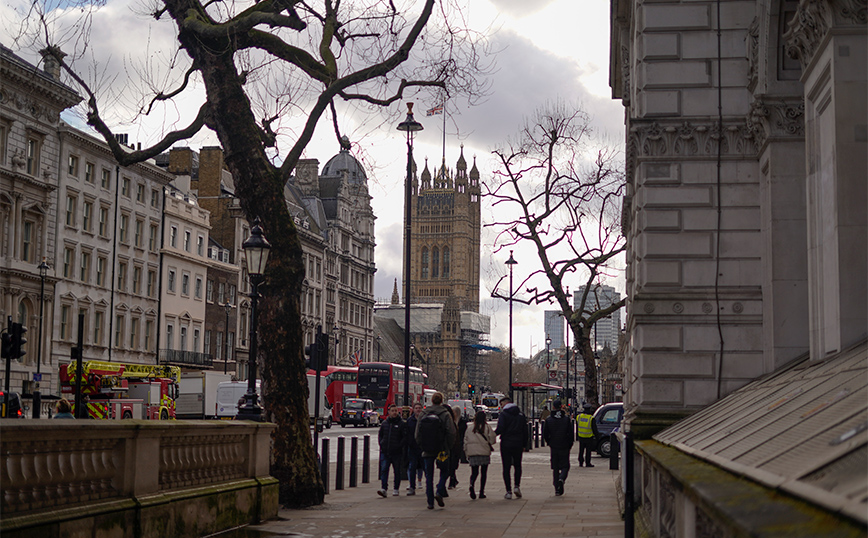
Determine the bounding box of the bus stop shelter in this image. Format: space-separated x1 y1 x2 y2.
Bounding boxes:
511 382 562 421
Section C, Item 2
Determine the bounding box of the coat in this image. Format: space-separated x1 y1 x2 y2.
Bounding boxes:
463 422 496 457
543 409 575 450
378 415 408 455
495 403 528 451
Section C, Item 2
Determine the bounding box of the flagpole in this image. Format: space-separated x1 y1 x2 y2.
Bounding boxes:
441 101 446 168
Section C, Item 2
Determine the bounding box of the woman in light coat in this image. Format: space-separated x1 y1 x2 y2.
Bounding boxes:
463 410 496 499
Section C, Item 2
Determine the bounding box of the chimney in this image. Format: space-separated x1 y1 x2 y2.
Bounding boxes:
39 46 66 81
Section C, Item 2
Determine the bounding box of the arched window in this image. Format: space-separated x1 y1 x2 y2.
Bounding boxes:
421 248 429 279
432 248 440 278
16 302 28 325
442 247 450 278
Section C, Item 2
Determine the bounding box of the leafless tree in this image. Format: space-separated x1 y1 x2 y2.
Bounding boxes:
12 0 487 507
487 101 625 406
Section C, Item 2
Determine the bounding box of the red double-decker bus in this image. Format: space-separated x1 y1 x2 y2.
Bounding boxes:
307 366 359 423
357 362 424 417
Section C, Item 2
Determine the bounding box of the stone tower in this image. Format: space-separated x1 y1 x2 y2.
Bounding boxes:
405 145 481 313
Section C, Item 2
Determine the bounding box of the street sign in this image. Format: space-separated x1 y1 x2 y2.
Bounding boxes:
33 373 42 382
548 371 557 380
615 383 622 390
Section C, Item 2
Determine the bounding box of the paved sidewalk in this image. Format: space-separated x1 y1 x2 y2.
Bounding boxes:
252 447 624 537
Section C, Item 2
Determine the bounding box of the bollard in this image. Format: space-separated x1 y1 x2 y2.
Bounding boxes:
336 436 345 490
534 422 540 448
540 421 546 447
321 437 330 495
350 436 359 487
362 434 371 483
525 422 533 451
610 432 620 470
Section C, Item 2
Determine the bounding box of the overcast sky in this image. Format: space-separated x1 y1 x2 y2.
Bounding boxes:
3 0 626 360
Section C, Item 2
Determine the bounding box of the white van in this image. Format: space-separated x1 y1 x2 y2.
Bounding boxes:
216 380 262 419
447 399 476 421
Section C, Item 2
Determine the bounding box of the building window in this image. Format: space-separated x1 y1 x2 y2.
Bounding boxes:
195 277 202 299
133 266 142 294
22 222 34 263
135 219 143 248
184 230 191 252
115 315 125 348
168 269 176 292
26 137 41 176
96 257 108 288
60 305 70 340
68 154 79 176
83 201 93 232
204 330 211 356
66 195 77 227
421 248 429 279
216 332 223 360
180 326 188 351
166 324 174 349
151 189 160 208
98 206 109 237
63 248 74 278
121 177 130 197
206 280 214 302
144 320 153 351
149 224 158 252
147 270 156 297
85 162 95 183
432 247 439 278
193 328 200 352
218 282 225 304
117 262 127 291
197 235 204 256
170 226 177 248
227 332 234 361
130 318 139 349
229 284 236 305
101 168 111 189
136 183 145 203
80 251 90 282
119 214 129 244
94 311 104 345
182 273 190 296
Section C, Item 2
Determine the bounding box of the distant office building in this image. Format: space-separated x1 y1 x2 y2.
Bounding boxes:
575 285 621 352
544 310 565 349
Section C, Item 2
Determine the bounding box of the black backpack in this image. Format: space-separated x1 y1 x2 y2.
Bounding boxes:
417 413 445 453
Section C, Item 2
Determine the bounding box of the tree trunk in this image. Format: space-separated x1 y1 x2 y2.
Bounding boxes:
169 13 324 506
571 321 598 406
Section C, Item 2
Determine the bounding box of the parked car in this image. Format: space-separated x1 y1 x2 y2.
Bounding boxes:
1 391 24 418
340 398 380 427
593 402 624 457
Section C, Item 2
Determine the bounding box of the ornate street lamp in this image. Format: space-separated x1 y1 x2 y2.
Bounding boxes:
505 250 517 401
546 335 552 387
397 102 422 413
237 218 271 421
223 301 234 375
33 259 49 418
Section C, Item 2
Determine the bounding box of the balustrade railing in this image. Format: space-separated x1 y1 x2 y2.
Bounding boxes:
0 420 273 516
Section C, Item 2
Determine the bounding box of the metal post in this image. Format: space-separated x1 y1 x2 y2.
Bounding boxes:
362 434 371 483
33 260 48 418
625 432 635 538
506 251 517 401
321 437 330 495
223 302 232 375
349 436 359 487
74 313 86 419
336 436 345 490
237 277 262 421
535 422 541 448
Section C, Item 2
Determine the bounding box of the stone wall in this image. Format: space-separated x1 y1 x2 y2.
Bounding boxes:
0 420 277 538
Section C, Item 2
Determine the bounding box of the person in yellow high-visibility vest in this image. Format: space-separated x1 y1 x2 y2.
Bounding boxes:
575 404 598 467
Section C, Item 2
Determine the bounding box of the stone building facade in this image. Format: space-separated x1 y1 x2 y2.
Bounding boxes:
610 0 866 534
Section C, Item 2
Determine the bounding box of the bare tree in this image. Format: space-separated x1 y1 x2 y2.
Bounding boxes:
487 101 625 406
13 0 487 507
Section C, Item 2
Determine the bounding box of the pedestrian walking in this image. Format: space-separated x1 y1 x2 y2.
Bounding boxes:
405 402 425 495
543 400 574 495
448 406 467 489
495 396 527 499
377 404 408 497
576 404 598 467
415 392 457 509
463 410 495 499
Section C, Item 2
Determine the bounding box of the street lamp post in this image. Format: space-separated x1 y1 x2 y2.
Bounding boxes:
505 251 517 401
564 287 570 410
376 335 382 362
397 102 422 414
223 302 234 375
237 218 271 422
33 259 49 418
546 335 552 376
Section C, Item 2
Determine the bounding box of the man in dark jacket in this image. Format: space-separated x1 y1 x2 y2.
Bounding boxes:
543 400 574 495
495 396 528 499
415 392 457 509
377 404 408 497
405 402 424 495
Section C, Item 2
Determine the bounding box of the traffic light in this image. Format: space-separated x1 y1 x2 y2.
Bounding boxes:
1 332 11 359
314 330 328 372
468 383 475 395
304 341 317 371
10 323 26 360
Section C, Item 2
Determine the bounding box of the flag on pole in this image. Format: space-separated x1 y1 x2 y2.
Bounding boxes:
426 105 443 116
352 349 362 365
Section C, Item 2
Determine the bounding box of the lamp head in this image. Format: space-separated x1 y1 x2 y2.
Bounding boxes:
397 103 423 133
242 217 271 277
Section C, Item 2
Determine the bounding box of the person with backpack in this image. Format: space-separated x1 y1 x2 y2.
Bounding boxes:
405 402 425 495
415 392 456 509
495 396 527 499
543 400 574 495
464 409 496 499
377 404 408 497
576 404 599 467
